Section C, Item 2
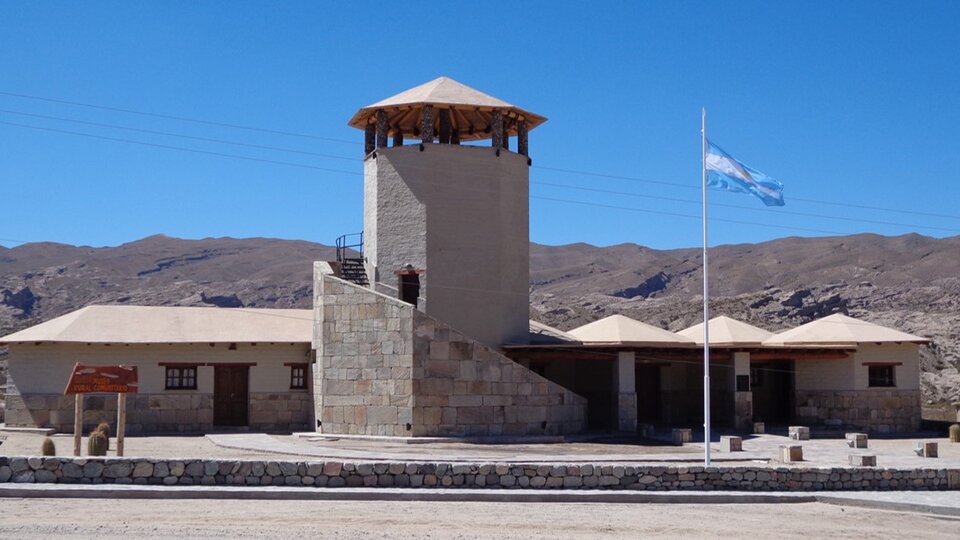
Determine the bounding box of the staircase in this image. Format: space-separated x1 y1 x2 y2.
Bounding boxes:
335 232 368 286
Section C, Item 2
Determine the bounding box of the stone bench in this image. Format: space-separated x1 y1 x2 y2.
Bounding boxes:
779 444 803 463
849 454 877 467
788 426 810 441
914 441 938 458
672 428 692 446
720 436 742 452
846 432 868 449
637 423 655 438
753 422 765 434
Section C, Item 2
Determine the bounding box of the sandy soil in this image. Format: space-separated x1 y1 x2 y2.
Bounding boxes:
0 499 957 539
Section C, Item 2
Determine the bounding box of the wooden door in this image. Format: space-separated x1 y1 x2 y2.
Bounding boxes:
214 366 249 427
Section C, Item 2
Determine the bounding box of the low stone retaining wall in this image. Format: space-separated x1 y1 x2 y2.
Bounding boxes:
2 456 958 491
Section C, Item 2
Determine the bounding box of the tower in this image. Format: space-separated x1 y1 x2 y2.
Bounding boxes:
346 77 547 348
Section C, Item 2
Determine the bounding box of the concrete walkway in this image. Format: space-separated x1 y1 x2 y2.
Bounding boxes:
1 484 958 516
207 432 960 467
207 433 767 463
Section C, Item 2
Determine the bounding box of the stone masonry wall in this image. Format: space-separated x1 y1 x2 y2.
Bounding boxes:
4 392 309 434
411 311 586 437
2 456 958 491
315 271 415 436
315 272 587 437
795 390 921 433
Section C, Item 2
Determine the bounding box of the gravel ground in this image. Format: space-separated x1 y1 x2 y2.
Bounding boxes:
0 499 957 538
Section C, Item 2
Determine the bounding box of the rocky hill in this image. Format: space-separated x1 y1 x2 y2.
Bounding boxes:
2 233 958 417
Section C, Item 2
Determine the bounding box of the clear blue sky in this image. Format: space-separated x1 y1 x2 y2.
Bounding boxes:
2 1 958 250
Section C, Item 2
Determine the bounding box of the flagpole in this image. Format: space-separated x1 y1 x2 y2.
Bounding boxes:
701 108 711 466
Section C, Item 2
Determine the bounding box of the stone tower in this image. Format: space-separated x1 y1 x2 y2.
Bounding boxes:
346 77 547 348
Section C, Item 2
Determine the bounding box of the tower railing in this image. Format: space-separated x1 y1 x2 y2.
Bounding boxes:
335 232 364 263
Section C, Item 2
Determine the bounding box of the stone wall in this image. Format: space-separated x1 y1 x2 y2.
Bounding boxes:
795 389 921 433
314 272 587 437
2 456 958 491
4 392 310 434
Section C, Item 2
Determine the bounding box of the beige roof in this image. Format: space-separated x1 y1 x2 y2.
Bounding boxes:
568 314 695 347
0 305 313 344
677 315 775 346
528 320 580 345
763 313 928 346
348 76 547 141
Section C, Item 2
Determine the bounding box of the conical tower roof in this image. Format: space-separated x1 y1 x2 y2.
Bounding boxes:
677 315 774 346
348 76 546 141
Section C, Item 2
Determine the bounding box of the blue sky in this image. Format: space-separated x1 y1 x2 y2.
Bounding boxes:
1 1 958 250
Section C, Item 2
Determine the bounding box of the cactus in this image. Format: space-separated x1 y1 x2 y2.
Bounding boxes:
950 424 960 443
95 422 111 451
41 437 56 456
87 431 108 456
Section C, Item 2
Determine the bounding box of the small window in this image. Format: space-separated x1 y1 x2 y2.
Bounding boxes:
290 365 307 389
165 366 197 390
868 365 896 388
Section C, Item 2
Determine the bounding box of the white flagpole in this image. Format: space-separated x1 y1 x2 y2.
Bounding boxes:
701 108 711 466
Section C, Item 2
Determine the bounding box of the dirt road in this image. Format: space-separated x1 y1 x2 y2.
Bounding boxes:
0 499 956 539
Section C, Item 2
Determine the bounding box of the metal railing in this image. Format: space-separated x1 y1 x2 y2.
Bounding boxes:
335 232 364 263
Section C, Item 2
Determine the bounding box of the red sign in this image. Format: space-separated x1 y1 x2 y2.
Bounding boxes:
64 364 139 394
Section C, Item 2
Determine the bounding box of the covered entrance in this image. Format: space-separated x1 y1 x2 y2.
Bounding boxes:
750 359 795 426
214 365 249 427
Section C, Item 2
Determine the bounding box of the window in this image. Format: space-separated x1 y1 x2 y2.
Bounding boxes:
399 273 420 306
868 365 896 388
290 365 307 389
165 366 197 390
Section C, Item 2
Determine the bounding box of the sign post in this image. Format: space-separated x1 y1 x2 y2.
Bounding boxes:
64 364 138 457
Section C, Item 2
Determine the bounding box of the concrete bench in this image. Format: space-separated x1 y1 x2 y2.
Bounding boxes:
753 422 765 434
849 454 877 467
720 435 742 452
779 444 803 463
637 423 655 438
788 426 810 441
845 432 868 449
672 428 692 446
914 441 938 458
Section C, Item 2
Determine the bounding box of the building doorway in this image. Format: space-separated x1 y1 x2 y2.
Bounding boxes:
751 359 795 426
635 364 661 424
214 366 249 427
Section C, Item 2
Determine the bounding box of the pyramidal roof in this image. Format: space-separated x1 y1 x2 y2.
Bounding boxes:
677 315 774 346
763 313 928 346
0 305 313 345
528 320 580 345
568 314 695 346
348 76 546 141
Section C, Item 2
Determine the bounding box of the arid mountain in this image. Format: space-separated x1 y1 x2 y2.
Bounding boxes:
2 233 958 416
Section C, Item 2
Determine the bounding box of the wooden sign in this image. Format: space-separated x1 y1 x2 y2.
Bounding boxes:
64 364 138 394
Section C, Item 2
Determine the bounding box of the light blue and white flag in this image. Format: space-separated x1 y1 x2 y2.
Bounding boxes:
705 141 785 206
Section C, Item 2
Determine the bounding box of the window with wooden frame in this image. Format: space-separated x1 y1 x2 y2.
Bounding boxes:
868 365 896 388
290 364 307 390
165 366 197 390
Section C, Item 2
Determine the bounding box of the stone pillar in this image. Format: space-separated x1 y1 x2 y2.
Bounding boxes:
733 352 753 432
392 130 404 147
375 110 389 149
490 109 503 149
420 105 434 143
517 121 528 156
364 124 375 155
438 108 451 144
615 351 637 432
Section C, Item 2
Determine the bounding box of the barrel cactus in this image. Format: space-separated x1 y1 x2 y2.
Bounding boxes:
41 437 56 456
95 422 111 451
87 431 108 456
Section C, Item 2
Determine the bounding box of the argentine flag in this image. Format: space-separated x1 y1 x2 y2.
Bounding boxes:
706 141 785 206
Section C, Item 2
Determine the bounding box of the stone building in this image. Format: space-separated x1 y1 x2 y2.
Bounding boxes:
0 77 929 437
1 305 313 434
